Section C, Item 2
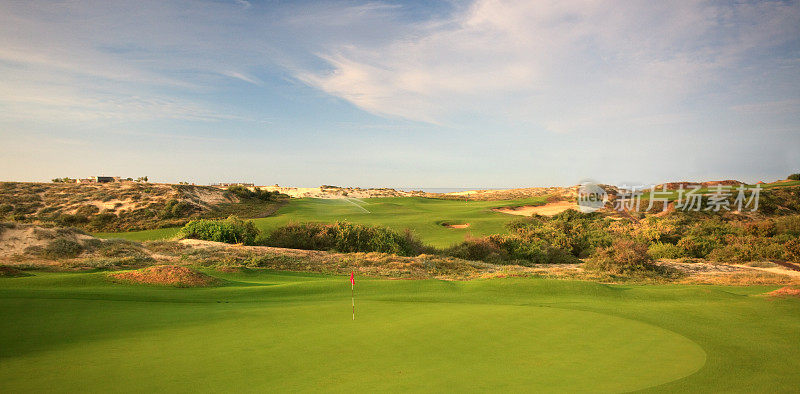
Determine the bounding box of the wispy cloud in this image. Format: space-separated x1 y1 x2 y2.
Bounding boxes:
299 0 800 132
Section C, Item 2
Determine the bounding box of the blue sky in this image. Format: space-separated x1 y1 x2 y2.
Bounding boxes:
1 0 799 187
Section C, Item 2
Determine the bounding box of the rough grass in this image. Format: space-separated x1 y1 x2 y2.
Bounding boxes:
109 265 218 287
767 286 800 297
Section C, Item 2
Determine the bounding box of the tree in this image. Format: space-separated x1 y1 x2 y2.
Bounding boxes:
789 173 800 181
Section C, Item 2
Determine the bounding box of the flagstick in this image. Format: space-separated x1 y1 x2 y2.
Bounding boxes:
351 281 355 320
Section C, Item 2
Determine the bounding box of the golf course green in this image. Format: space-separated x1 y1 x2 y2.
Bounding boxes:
2 270 798 392
95 197 548 247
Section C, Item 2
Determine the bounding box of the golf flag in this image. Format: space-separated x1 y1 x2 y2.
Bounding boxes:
350 271 355 320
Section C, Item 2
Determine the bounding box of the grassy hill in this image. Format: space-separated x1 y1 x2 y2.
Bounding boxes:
1 270 798 392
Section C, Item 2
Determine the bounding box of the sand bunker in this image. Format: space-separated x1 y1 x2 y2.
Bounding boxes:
110 265 218 287
493 201 578 217
442 223 470 229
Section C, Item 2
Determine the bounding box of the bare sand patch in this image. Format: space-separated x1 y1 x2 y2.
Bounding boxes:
0 224 95 258
442 223 470 229
109 265 218 287
492 201 578 217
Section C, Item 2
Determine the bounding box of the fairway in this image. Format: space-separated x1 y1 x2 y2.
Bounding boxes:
2 271 799 392
96 197 548 247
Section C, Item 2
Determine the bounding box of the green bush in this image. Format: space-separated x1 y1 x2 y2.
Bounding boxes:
584 239 653 274
776 215 800 236
56 214 89 227
648 243 687 259
75 205 99 217
445 211 609 264
445 237 507 263
179 216 259 245
677 236 720 258
41 238 84 259
159 199 197 219
227 185 279 201
742 220 777 237
784 239 800 263
788 173 800 181
264 222 425 256
705 236 785 263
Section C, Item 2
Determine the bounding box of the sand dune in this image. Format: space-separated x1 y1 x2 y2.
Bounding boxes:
492 201 578 216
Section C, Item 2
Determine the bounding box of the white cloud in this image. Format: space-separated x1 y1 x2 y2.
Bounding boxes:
300 0 800 131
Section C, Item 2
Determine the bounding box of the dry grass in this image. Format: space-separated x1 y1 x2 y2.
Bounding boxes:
681 271 800 286
109 265 218 287
767 286 800 298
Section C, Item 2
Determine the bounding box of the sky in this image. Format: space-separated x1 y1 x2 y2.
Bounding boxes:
1 0 799 188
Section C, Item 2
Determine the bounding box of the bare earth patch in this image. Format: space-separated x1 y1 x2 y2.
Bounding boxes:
493 201 578 217
0 224 94 258
109 265 218 287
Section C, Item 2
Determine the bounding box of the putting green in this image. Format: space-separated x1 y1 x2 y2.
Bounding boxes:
5 271 799 392
0 299 703 392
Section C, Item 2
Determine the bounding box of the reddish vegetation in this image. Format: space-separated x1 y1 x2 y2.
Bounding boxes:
767 286 800 298
0 265 28 277
110 265 217 287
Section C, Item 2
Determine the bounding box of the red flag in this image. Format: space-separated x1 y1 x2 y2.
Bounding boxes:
350 272 355 286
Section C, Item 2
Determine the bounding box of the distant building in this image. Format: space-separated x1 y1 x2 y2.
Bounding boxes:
211 182 255 187
75 176 122 183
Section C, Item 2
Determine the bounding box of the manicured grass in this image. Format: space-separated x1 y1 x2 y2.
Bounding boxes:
1 271 798 392
96 197 549 248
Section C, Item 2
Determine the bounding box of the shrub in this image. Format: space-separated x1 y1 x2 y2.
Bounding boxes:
446 237 507 263
742 220 777 237
179 216 259 245
786 239 800 263
90 212 117 229
41 238 84 259
705 236 784 263
264 222 425 256
648 242 687 259
677 236 720 258
227 185 278 201
159 199 196 219
584 239 653 274
776 215 800 236
0 204 12 215
788 173 800 181
505 211 612 258
56 214 89 227
75 205 100 217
